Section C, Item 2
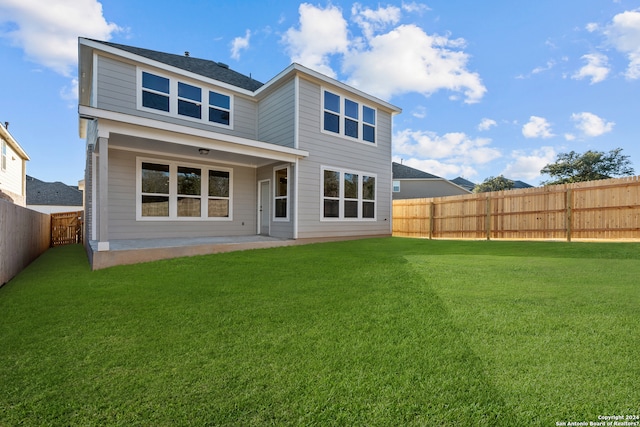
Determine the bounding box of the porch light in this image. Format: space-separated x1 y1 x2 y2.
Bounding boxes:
198 148 210 155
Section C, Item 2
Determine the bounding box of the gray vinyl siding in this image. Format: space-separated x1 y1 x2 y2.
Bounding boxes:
95 55 258 140
393 179 470 199
106 148 257 240
84 144 94 244
295 78 393 239
257 79 295 148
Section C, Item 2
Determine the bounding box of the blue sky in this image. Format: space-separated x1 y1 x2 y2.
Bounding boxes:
1 0 639 186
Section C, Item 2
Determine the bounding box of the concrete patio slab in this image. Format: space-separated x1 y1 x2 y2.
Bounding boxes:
86 234 389 270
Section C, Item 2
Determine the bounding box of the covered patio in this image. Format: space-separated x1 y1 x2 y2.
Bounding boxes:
86 234 373 270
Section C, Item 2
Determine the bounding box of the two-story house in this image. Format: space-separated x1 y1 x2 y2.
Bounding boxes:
78 38 401 268
0 122 30 206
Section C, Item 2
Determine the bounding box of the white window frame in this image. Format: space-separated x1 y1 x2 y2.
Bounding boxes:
321 88 377 146
136 68 234 129
393 180 401 192
273 165 290 222
320 165 377 221
136 157 233 221
1 138 6 171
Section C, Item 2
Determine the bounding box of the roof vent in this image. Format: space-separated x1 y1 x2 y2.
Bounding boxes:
184 51 190 57
218 62 229 69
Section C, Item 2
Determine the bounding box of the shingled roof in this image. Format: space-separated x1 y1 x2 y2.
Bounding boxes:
91 39 264 92
392 162 441 180
26 176 83 206
451 177 476 191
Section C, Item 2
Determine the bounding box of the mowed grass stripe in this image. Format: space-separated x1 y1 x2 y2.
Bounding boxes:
407 254 640 424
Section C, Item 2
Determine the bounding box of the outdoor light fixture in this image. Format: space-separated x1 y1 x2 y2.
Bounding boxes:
198 148 210 155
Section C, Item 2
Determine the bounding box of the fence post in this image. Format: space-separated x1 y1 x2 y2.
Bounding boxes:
429 202 434 240
566 187 573 242
485 195 491 240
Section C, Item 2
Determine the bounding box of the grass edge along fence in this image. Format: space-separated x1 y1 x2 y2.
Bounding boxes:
393 175 640 241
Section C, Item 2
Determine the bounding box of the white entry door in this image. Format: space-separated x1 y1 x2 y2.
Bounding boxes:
259 180 270 235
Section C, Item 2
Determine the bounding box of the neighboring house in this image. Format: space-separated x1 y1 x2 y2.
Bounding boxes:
392 162 470 199
78 38 401 255
512 180 534 189
451 176 534 192
0 122 30 206
26 175 84 214
450 177 475 192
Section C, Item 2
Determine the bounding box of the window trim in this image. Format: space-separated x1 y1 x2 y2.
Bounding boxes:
393 180 401 192
137 68 234 130
320 165 377 221
273 165 290 222
1 139 6 171
136 157 233 221
321 88 377 146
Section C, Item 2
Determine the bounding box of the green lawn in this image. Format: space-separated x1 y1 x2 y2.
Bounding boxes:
1 238 639 426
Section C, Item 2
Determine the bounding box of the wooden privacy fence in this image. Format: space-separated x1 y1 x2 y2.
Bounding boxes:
51 211 84 246
393 176 640 241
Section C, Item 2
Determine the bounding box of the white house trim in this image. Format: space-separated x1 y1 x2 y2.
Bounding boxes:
79 106 308 163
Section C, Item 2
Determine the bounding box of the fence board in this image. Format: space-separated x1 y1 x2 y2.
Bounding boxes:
51 211 84 246
393 176 640 241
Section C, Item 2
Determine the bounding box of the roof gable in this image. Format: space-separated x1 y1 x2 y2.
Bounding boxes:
392 162 440 179
451 177 476 191
513 180 533 189
90 39 264 92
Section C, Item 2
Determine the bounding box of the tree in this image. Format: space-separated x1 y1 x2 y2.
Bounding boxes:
540 148 634 185
473 175 514 193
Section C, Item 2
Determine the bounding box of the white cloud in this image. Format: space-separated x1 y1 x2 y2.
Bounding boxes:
478 118 497 131
522 116 554 139
571 112 615 137
59 77 78 104
502 147 557 181
351 3 401 41
393 128 501 180
401 2 431 14
572 53 610 84
281 3 349 78
602 9 640 79
230 29 251 60
0 0 120 76
412 106 427 119
532 60 556 75
282 4 486 104
586 22 599 32
343 24 486 102
564 133 576 141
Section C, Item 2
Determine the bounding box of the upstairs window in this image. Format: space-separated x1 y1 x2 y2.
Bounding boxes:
209 91 230 125
177 82 202 119
322 89 376 144
138 69 232 128
142 72 170 112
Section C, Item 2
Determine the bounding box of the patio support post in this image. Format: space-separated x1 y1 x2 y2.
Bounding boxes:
97 137 109 251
